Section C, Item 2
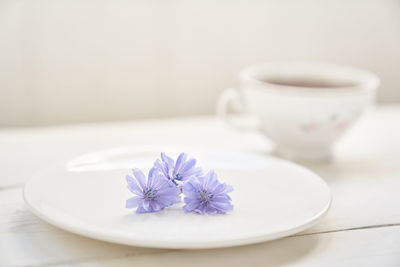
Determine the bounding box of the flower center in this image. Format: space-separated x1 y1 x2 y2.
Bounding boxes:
199 189 213 205
143 188 158 201
174 173 182 181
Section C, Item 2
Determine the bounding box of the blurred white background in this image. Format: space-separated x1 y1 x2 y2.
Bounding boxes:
1 0 399 127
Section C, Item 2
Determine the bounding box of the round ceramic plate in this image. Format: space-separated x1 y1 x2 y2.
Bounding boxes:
24 146 331 249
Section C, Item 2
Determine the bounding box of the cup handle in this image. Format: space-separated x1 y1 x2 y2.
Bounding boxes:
217 88 261 131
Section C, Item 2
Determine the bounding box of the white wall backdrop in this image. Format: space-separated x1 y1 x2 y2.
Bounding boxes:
1 0 400 127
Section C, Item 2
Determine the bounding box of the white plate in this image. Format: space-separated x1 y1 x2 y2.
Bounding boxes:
24 146 331 249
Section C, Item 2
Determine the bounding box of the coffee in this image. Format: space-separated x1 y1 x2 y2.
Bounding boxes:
262 77 356 88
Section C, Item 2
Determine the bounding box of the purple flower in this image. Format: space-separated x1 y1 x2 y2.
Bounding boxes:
182 171 233 215
154 152 202 185
125 168 181 213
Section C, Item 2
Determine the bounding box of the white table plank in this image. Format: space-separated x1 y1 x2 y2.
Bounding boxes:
55 226 400 267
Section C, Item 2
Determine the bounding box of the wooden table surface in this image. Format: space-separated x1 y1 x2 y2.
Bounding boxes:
1 106 400 267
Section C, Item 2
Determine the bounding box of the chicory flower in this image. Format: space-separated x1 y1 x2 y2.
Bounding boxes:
182 170 233 215
125 168 181 213
154 152 202 185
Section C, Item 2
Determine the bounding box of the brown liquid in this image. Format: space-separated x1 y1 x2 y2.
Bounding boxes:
263 78 356 88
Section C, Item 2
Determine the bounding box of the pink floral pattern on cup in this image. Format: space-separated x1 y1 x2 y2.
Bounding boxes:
299 112 357 133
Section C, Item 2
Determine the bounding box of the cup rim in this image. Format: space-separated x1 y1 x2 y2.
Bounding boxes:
239 62 380 95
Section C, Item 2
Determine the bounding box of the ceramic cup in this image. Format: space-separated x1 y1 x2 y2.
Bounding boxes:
217 62 379 161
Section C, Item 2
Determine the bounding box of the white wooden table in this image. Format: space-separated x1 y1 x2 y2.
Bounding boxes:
1 106 400 267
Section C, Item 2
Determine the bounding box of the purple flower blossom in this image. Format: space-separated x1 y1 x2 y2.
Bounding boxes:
182 171 233 215
125 168 181 213
154 152 202 185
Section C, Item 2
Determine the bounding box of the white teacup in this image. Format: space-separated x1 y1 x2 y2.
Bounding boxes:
217 62 379 161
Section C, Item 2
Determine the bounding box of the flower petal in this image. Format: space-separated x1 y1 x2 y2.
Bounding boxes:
154 159 169 178
157 194 180 206
183 199 201 213
202 170 217 190
157 184 179 194
205 206 218 215
181 167 202 179
182 179 198 193
142 199 151 212
181 158 197 173
132 169 146 190
210 195 230 203
136 206 147 214
126 175 143 195
154 172 171 189
224 184 234 194
150 201 162 212
211 201 234 213
161 152 174 170
213 183 234 195
173 152 187 174
148 167 163 188
125 196 139 208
